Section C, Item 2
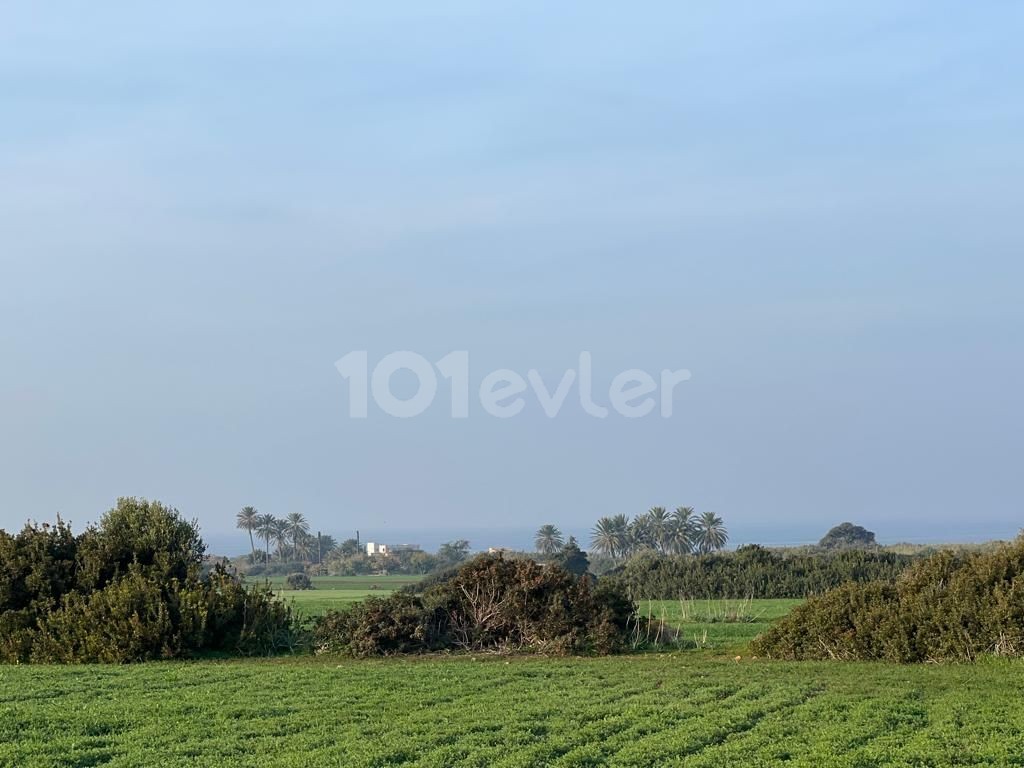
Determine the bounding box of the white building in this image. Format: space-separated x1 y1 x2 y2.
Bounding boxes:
366 542 421 556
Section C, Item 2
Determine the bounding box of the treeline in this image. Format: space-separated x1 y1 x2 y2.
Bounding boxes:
235 505 473 577
1 498 297 663
609 545 916 600
588 507 728 559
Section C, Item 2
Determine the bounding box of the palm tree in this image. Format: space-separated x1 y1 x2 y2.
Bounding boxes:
285 513 309 560
255 513 276 563
645 507 671 553
627 515 653 556
236 506 259 563
591 517 621 559
669 506 697 555
534 524 564 556
695 511 728 554
271 518 290 562
609 514 630 557
293 531 315 563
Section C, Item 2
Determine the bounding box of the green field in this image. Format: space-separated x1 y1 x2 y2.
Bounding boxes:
4 590 1021 766
269 579 799 652
2 655 1022 767
635 598 803 651
266 575 424 617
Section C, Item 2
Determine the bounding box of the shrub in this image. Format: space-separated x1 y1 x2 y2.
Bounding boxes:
314 593 442 657
314 555 637 657
752 538 1024 662
285 572 313 590
0 499 300 663
610 545 914 600
818 522 877 550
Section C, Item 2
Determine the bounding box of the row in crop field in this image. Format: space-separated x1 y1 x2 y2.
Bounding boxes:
2 655 1023 767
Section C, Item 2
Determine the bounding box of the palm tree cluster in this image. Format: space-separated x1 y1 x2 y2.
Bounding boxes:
590 507 727 559
236 507 325 564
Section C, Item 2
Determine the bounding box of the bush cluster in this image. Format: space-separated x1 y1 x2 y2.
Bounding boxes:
313 555 637 657
285 572 313 590
609 545 914 599
752 538 1024 662
0 498 298 663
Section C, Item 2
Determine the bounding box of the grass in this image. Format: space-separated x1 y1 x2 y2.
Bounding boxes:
268 580 798 651
261 574 424 617
2 655 1023 767
635 598 802 651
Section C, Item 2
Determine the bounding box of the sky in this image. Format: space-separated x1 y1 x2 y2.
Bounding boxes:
1 2 1022 554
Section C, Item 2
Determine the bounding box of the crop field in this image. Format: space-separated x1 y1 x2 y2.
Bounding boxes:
2 655 1023 767
635 598 803 651
267 575 424 616
269 580 799 651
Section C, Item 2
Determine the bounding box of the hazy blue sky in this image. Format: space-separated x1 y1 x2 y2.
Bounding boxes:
2 2 1022 552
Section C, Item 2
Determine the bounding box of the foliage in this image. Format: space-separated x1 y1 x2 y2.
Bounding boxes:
752 538 1024 662
533 524 564 555
818 522 878 549
75 497 205 590
590 506 725 559
285 572 313 590
324 547 439 577
235 506 259 563
552 536 590 576
0 498 299 663
436 539 471 567
313 555 637 656
610 544 914 599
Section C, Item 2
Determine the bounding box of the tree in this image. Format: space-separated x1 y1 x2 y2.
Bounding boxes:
255 514 276 563
590 517 623 559
317 534 337 557
626 515 654 557
645 507 672 553
694 511 728 554
553 536 590 576
271 518 290 562
818 522 877 550
285 513 310 561
668 506 697 555
534 525 564 556
437 540 470 566
76 497 205 590
338 538 361 556
292 531 315 563
236 506 259 563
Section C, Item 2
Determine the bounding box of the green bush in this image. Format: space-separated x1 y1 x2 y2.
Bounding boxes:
752 538 1024 662
314 593 442 656
610 545 914 600
313 555 637 657
0 498 300 663
285 572 313 590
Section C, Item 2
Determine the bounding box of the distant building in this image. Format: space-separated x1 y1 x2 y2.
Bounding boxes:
390 544 422 554
366 542 422 556
487 547 512 554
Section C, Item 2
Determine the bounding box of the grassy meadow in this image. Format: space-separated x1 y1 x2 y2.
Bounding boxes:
4 582 1021 766
3 655 1023 767
267 575 424 617
269 577 800 652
